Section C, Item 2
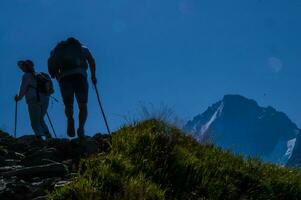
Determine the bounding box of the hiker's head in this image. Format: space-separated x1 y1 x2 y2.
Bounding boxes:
17 60 35 73
66 37 81 45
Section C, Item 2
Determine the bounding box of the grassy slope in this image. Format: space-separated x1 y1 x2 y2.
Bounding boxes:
48 120 301 200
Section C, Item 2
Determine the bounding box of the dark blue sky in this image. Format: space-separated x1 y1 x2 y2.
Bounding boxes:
1 0 301 137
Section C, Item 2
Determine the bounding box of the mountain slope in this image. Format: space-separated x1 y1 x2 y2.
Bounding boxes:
184 95 299 163
48 120 301 200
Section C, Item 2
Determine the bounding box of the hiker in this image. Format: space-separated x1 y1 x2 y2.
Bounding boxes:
15 60 53 139
48 37 97 138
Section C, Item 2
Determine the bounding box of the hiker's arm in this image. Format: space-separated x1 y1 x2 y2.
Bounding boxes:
15 75 29 101
86 51 97 84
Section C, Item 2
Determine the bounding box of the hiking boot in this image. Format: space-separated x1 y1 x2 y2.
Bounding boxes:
67 119 75 137
77 128 85 139
44 131 52 139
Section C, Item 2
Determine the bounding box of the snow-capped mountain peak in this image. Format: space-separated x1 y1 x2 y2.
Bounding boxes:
184 94 299 164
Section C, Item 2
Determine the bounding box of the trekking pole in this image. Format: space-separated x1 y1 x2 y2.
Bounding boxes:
14 100 18 138
93 83 111 135
46 112 57 138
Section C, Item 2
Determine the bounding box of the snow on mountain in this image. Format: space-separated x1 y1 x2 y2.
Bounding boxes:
287 134 301 167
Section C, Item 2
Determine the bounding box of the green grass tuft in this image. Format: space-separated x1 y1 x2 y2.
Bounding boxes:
48 119 301 200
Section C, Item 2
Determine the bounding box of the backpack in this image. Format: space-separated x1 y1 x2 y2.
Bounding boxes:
53 41 87 71
35 72 54 96
48 50 59 79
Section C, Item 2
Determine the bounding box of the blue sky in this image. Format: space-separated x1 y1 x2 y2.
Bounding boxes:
1 0 301 137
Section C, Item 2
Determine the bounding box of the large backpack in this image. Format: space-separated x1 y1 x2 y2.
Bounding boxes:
35 72 54 96
53 41 87 71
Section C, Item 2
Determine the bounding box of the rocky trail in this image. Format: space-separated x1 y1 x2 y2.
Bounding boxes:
0 130 110 200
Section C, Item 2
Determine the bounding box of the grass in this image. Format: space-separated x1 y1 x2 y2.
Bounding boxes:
48 120 301 200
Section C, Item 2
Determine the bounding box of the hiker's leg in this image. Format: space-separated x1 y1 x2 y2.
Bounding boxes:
65 103 75 136
59 78 76 137
28 102 44 137
78 103 87 130
59 77 75 120
75 75 89 137
40 97 51 138
65 103 74 121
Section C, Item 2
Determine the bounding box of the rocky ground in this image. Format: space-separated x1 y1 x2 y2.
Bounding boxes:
0 130 110 200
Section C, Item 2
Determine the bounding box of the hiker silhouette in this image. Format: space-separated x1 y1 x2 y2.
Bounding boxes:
15 60 53 140
48 37 97 138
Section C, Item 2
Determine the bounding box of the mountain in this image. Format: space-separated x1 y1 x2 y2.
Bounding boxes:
184 94 299 164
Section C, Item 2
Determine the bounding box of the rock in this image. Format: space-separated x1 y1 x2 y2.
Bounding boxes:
15 135 44 152
0 178 32 200
45 139 74 160
1 163 68 180
0 179 6 192
0 177 59 200
66 172 78 178
0 149 25 165
22 147 62 166
54 180 71 188
62 159 73 171
8 152 25 160
0 149 25 160
0 133 109 199
0 147 8 157
31 177 61 198
4 159 21 166
0 156 6 167
0 165 23 173
32 196 47 200
15 152 25 159
0 133 17 153
31 177 42 182
17 135 42 144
